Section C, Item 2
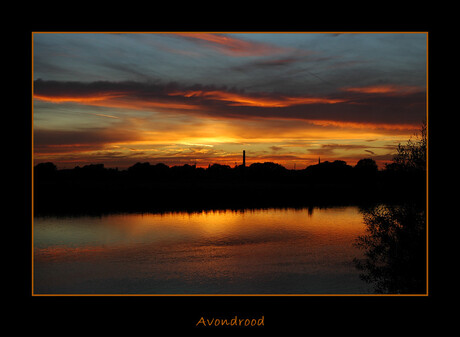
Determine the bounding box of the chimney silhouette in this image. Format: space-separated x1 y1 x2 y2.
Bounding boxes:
243 150 246 167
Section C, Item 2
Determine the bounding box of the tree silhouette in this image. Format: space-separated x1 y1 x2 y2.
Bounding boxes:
304 160 353 183
352 123 427 293
34 162 57 180
380 122 427 201
386 121 427 173
355 158 378 173
354 158 378 182
354 203 426 294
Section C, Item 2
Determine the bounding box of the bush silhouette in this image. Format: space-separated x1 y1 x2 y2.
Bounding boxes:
354 203 426 294
34 162 57 180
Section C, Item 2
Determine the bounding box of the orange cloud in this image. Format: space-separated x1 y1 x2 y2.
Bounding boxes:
34 93 201 112
169 90 345 107
341 84 423 95
33 93 125 103
173 33 290 56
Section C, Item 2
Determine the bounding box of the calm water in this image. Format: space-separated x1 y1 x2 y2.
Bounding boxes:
33 207 373 294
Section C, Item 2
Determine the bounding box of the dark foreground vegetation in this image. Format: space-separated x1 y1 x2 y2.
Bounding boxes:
34 124 427 216
34 158 425 215
354 203 427 294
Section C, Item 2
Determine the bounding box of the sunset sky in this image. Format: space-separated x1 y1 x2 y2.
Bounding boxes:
33 32 427 169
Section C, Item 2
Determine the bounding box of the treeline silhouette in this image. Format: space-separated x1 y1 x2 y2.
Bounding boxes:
34 122 427 215
34 157 426 215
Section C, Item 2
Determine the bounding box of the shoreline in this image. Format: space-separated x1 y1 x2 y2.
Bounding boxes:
34 179 425 216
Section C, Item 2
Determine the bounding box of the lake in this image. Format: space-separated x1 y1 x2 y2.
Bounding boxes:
33 206 374 294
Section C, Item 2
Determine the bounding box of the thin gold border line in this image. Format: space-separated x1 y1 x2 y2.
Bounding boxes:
426 32 429 296
32 293 428 297
31 31 429 34
31 31 429 297
31 32 35 296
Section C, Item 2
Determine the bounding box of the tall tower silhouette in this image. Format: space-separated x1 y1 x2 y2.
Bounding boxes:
243 150 246 167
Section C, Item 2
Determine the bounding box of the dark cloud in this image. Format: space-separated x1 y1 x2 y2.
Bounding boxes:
34 79 426 129
270 146 283 152
308 143 382 156
34 128 139 154
34 78 170 97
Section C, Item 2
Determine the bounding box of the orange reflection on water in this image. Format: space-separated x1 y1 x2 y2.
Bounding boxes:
34 207 365 265
34 207 370 294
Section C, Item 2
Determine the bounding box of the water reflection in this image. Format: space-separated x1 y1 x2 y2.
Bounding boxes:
353 203 427 294
34 206 372 294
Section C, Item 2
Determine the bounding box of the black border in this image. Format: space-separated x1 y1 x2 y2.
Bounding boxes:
10 11 457 336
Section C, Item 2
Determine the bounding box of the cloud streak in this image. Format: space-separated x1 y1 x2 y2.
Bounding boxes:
172 33 291 56
34 79 425 130
168 89 346 107
341 84 424 95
